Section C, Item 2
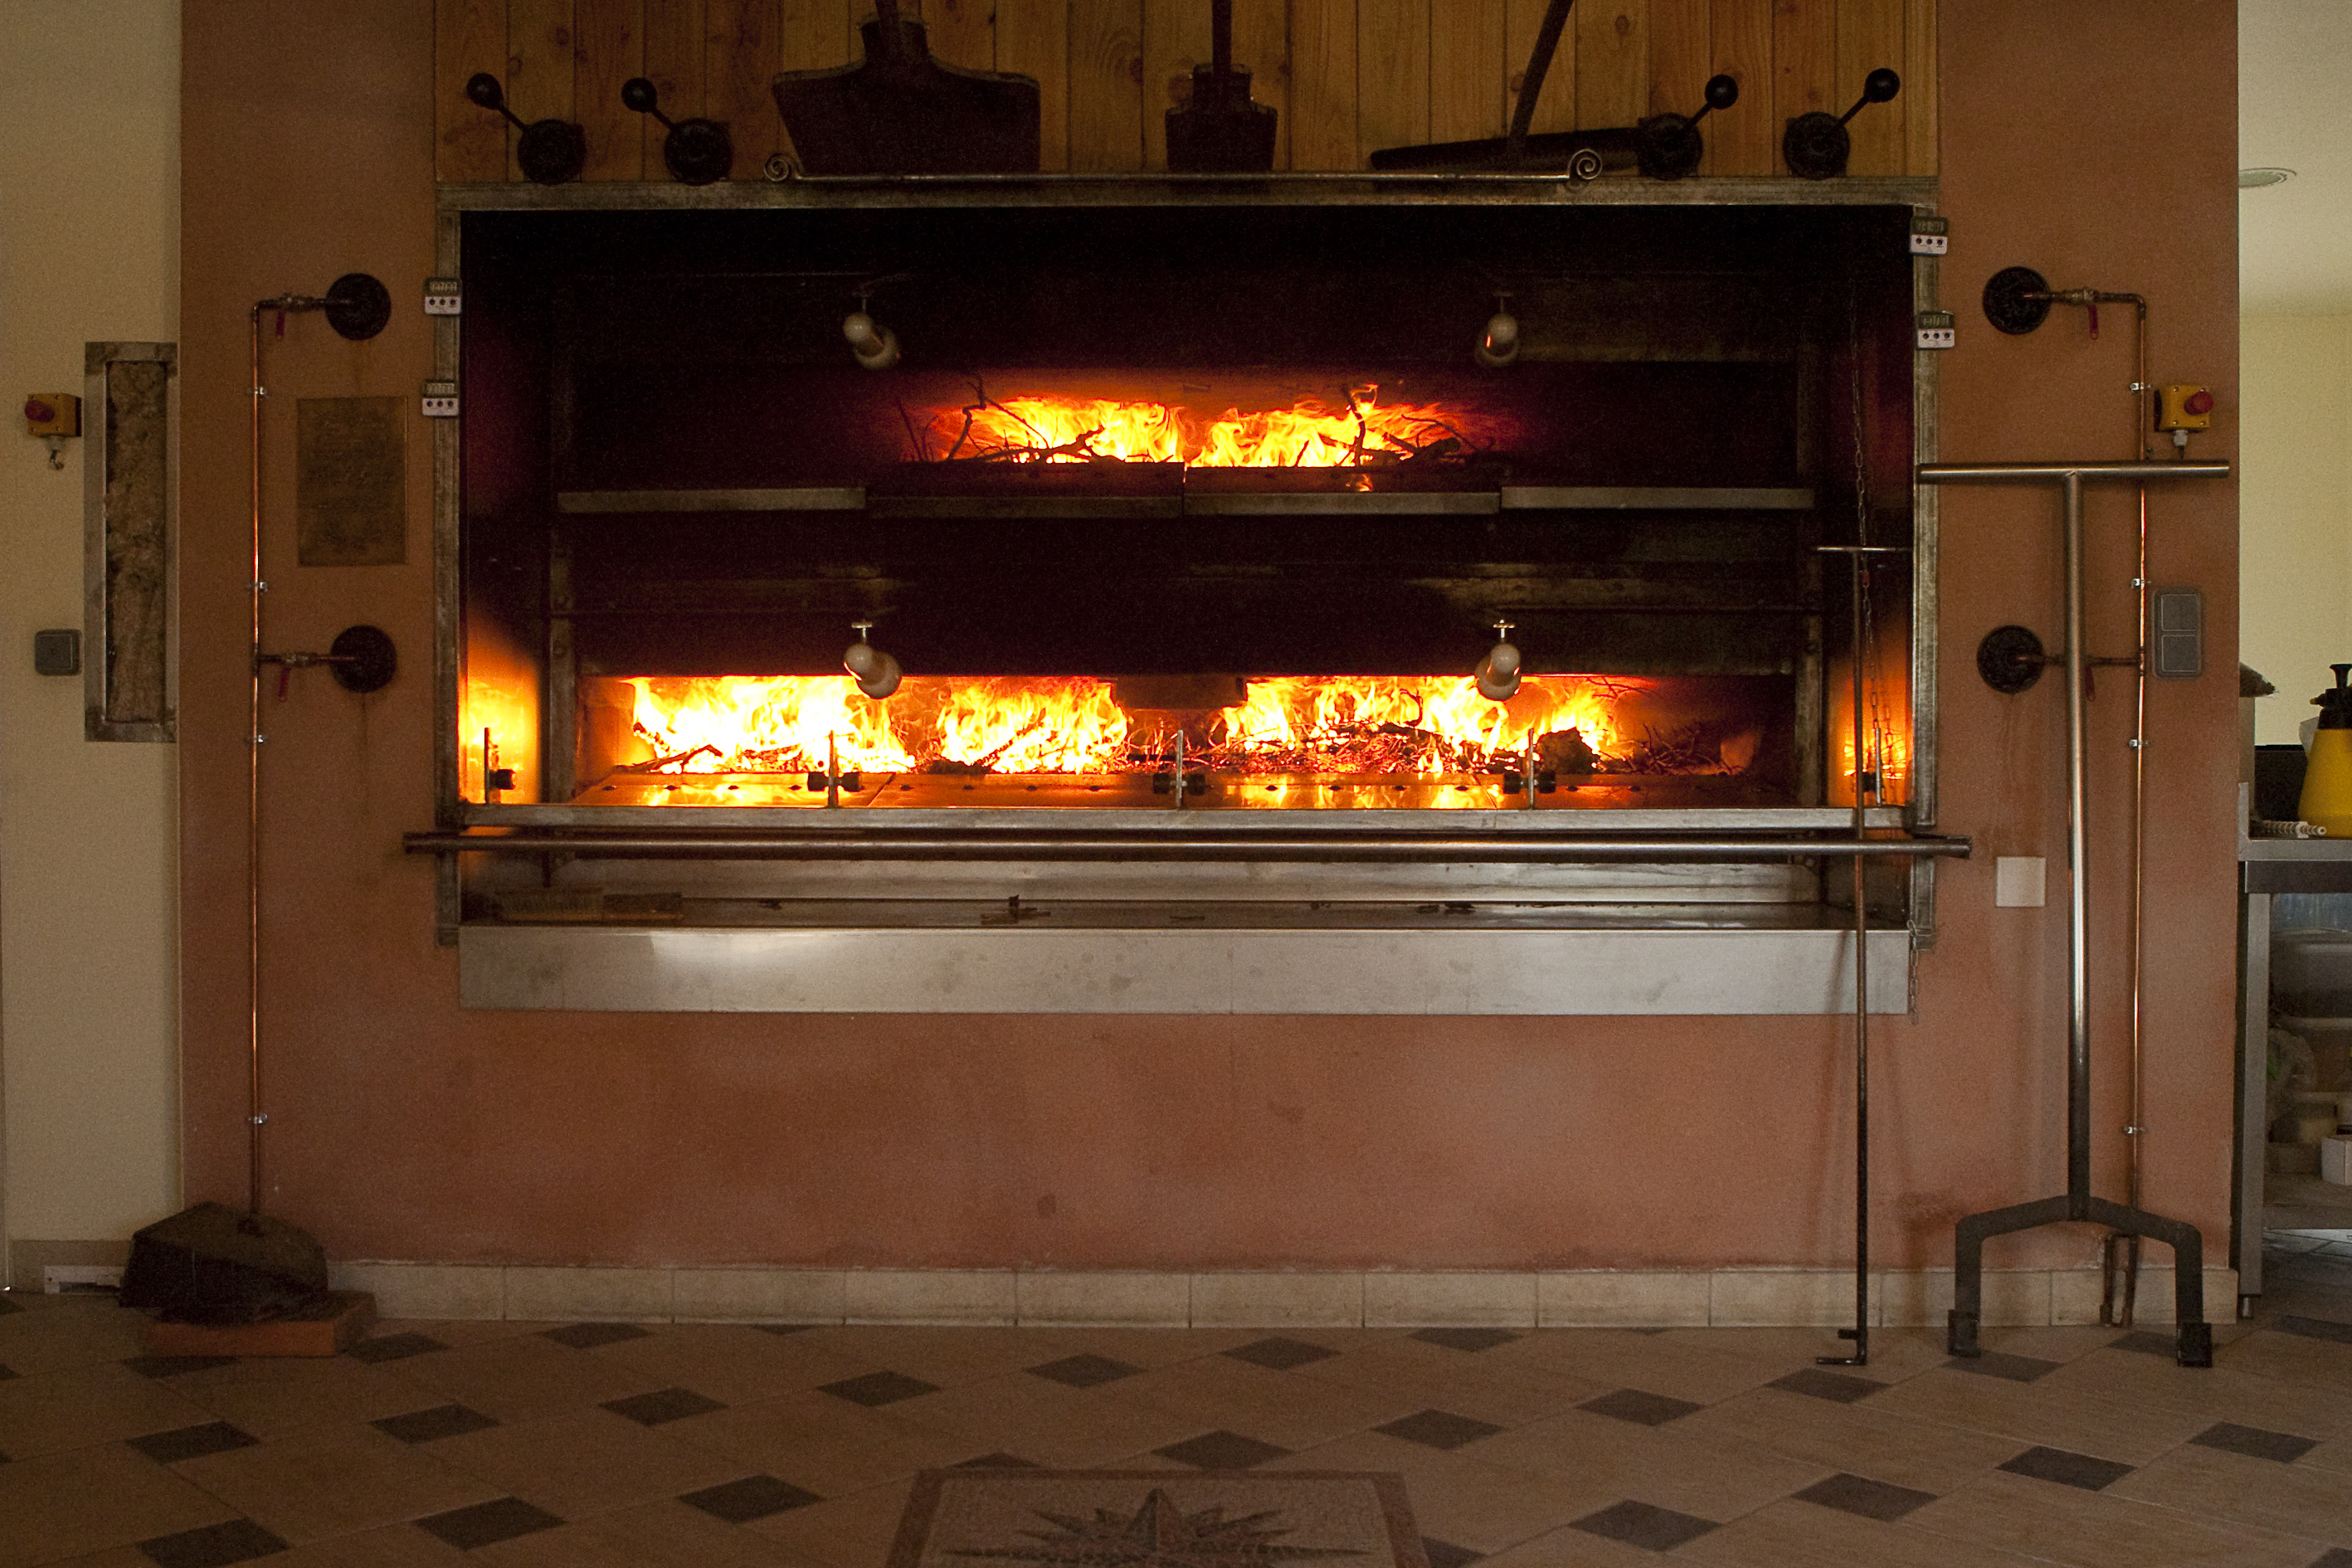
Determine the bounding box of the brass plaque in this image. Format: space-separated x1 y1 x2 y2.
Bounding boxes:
297 397 406 566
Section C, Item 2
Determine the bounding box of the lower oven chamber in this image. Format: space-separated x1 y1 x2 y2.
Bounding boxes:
426 182 1940 1008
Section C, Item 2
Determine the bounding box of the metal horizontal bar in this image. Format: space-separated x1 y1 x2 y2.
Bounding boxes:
439 174 1938 215
558 488 865 513
1501 486 1816 511
407 830 1968 863
1184 491 1500 515
1916 462 2231 484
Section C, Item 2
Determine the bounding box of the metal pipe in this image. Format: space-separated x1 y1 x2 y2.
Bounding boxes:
1918 462 2228 483
247 293 328 1215
404 830 1970 862
2063 472 2092 1201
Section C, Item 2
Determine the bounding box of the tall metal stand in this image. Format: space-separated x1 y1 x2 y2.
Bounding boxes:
1920 460 2228 1368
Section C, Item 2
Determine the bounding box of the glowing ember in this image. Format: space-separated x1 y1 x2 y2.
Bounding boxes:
607 673 1698 782
918 387 1512 468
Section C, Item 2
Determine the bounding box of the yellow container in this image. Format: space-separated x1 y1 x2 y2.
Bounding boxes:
2301 663 2352 834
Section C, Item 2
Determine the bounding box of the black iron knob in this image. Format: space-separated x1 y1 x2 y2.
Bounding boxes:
462 71 584 183
622 77 734 185
1702 73 1741 114
322 275 391 343
464 72 505 111
1983 265 2053 335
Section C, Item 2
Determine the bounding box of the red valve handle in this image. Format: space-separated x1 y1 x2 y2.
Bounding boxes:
24 397 54 422
2184 389 2214 416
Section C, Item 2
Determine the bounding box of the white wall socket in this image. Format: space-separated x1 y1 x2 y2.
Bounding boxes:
1994 856 2047 908
43 1264 122 1293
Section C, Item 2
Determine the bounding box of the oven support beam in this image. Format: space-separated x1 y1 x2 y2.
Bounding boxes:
1919 460 2228 1369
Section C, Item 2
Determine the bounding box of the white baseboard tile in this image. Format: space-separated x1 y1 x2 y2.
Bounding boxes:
672 1268 849 1324
326 1263 2215 1329
1190 1273 1364 1328
846 1269 1017 1326
1015 1271 1191 1327
1537 1271 1711 1328
1364 1272 1538 1328
504 1265 674 1323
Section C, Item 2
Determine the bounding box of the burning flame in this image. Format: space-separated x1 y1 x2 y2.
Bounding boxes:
920 387 1512 468
610 673 1659 781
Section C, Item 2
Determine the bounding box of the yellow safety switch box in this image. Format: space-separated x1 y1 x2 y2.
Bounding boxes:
23 392 80 437
2156 384 2213 431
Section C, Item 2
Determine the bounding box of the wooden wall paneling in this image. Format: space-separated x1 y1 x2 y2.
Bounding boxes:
777 0 853 71
996 0 1071 169
1704 0 1771 173
1504 0 1576 139
436 0 509 180
1837 0 1904 175
1429 0 1508 144
575 0 645 180
1231 0 1290 168
925 0 997 71
1289 0 1358 169
645 0 710 177
1904 0 1936 175
1069 1 1147 170
1575 0 1646 129
508 0 579 182
706 0 780 178
1142 0 1212 168
1645 0 1707 115
1354 0 1428 167
1771 0 1836 174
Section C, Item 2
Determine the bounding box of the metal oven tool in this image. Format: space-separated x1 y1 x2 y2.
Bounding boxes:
1921 460 2229 1368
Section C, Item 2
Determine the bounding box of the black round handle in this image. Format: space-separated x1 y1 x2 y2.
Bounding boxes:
1863 67 1902 104
1703 73 1740 112
465 71 504 110
621 76 661 114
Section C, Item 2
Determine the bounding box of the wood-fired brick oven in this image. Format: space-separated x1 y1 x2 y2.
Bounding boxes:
413 177 1954 1013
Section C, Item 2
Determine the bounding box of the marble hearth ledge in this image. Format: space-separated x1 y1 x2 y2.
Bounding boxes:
325 1264 2239 1328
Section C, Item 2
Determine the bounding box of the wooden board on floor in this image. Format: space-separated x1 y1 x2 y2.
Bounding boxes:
142 1291 377 1359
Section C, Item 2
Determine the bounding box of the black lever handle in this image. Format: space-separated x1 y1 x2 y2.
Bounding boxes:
1784 66 1898 180
1635 72 1738 181
623 76 735 185
1691 72 1740 124
1838 67 1902 126
463 72 586 184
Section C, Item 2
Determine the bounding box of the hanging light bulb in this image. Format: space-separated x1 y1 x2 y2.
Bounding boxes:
1476 294 1520 369
1475 618 1522 702
843 306 900 370
843 620 901 699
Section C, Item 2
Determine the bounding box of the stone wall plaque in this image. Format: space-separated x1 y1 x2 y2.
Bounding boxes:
84 342 176 742
296 396 407 566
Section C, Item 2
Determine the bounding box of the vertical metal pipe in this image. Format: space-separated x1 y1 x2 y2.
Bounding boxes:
1847 553 1872 1358
247 305 266 1215
2063 470 2092 1203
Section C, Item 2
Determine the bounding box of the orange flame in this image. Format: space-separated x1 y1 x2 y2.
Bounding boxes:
923 388 1512 468
611 673 1657 781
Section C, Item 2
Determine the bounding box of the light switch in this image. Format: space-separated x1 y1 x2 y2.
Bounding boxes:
1995 856 2046 908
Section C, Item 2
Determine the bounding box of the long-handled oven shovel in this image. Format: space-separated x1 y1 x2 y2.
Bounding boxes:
772 0 1041 175
1165 0 1278 173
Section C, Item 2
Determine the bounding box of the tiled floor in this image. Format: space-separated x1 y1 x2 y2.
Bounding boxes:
2 1244 2350 1568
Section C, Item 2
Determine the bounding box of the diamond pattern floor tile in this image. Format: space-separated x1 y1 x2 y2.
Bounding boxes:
1025 1353 1143 1389
2187 1420 2321 1463
2272 1316 2352 1346
954 1452 1042 1468
1371 1409 1505 1450
122 1357 236 1381
677 1473 823 1523
1945 1351 2062 1384
127 1421 261 1465
2105 1331 2179 1358
602 1386 728 1426
1570 1499 1720 1551
1152 1429 1293 1468
136 1517 290 1568
540 1322 651 1351
1997 1444 2135 1491
372 1404 499 1444
1411 1329 1520 1353
1768 1367 1884 1404
1579 1387 1704 1426
817 1371 940 1407
1420 1539 1481 1567
1792 1470 1939 1522
414 1496 565 1549
1221 1337 1340 1371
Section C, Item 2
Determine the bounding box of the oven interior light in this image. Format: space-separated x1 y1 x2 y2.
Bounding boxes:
843 309 900 370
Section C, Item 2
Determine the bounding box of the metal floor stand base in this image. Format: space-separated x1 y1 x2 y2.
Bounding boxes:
1947 1193 2212 1367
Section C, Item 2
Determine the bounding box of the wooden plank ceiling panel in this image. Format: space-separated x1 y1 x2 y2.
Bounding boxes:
996 0 1073 170
507 0 579 182
1505 0 1578 139
1289 0 1358 171
705 0 779 178
1576 0 1645 129
574 0 645 180
436 0 509 180
1705 0 1772 173
1430 0 1508 144
1838 0 1906 176
1905 0 1936 175
1142 0 1211 169
1069 0 1146 170
1355 0 1429 168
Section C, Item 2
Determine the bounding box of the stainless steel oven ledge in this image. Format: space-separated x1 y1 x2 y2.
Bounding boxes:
459 923 1912 1015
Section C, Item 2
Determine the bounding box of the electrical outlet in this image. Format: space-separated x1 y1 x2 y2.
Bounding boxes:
1916 310 1955 349
43 1264 122 1294
1909 216 1949 256
424 278 462 315
421 379 459 418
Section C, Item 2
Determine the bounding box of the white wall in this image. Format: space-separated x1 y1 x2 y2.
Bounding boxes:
0 2 183 1276
2240 314 2352 744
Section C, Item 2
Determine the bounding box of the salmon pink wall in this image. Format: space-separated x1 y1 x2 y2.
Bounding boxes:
178 0 2238 1273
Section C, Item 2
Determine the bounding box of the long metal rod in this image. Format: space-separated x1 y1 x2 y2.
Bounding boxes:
404 830 1968 862
1919 457 2228 1367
